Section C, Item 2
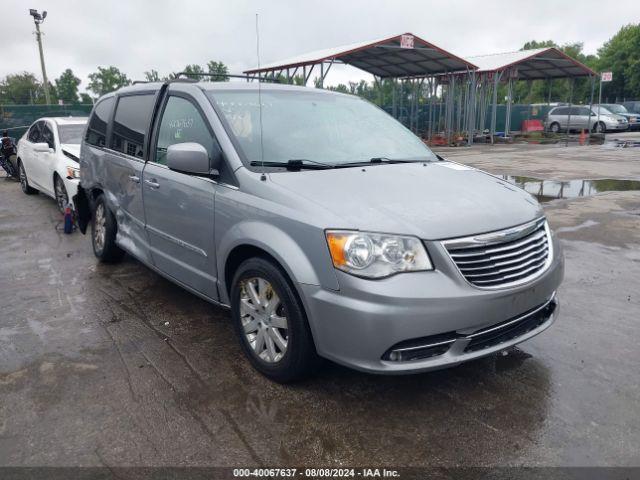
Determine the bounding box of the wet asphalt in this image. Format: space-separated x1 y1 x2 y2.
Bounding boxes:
0 142 639 468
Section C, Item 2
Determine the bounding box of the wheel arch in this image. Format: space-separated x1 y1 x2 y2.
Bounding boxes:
218 221 339 305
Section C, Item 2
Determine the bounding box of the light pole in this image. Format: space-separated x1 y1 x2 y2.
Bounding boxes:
29 9 51 105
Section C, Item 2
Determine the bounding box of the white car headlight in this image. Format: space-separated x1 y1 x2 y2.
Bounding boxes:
326 230 433 278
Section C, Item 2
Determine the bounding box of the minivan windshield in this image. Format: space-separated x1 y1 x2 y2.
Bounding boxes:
207 89 437 167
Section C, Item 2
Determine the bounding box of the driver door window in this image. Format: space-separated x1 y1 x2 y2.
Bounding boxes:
154 96 217 166
41 123 55 150
27 122 41 143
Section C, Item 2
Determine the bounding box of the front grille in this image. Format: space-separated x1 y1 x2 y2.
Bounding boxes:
464 298 556 352
443 218 552 289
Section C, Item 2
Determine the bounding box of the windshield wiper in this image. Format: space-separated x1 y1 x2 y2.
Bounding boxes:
249 159 334 171
334 157 426 168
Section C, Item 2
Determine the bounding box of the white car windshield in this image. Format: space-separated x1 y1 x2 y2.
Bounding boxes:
59 124 86 144
207 89 437 166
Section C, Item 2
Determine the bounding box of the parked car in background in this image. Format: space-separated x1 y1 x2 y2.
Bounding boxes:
594 104 640 130
75 81 563 382
545 105 628 133
621 101 640 115
16 117 88 213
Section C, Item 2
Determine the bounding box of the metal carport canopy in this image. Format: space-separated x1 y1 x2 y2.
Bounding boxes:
244 33 478 77
465 47 596 79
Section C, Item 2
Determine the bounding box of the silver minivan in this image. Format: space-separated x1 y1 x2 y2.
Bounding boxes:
75 81 564 382
545 105 629 133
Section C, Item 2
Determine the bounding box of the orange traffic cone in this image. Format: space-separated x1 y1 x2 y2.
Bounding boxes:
579 129 587 145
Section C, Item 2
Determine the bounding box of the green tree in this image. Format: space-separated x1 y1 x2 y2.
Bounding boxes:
55 69 81 104
79 92 93 104
206 61 229 81
87 66 131 97
182 64 206 80
144 69 161 82
597 23 640 101
0 72 44 104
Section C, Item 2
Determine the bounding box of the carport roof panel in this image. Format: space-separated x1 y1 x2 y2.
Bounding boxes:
244 33 477 77
466 47 596 79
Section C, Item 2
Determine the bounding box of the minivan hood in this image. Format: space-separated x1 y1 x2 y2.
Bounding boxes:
269 161 543 239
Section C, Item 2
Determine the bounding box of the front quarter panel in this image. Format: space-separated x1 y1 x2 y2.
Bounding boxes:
215 183 340 305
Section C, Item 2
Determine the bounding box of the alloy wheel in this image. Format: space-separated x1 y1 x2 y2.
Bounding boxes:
239 277 289 363
93 203 106 252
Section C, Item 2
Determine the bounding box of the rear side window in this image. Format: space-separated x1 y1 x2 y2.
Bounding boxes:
86 97 115 148
111 94 156 158
551 107 567 115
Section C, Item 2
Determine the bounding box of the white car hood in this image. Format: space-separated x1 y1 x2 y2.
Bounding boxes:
60 143 80 160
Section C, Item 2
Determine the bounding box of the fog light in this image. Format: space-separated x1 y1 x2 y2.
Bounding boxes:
389 351 402 361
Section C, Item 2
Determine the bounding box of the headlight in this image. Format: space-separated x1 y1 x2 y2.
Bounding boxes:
325 230 433 278
66 166 80 179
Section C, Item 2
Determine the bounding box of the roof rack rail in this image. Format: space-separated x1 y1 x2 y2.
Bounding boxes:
132 80 149 85
175 72 282 83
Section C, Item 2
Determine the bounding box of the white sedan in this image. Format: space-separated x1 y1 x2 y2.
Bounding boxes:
16 117 88 213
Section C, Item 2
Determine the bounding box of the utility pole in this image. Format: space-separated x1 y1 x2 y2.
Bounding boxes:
29 9 51 105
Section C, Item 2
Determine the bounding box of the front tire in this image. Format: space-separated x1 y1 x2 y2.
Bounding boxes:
231 257 320 383
593 121 606 133
91 194 125 263
18 161 38 194
54 175 68 214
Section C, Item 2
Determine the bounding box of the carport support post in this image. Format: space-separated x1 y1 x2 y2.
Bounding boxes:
490 72 500 144
565 78 575 147
467 72 476 145
587 75 595 145
505 75 513 138
597 74 603 133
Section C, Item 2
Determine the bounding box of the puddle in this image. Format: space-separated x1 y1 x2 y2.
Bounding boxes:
502 176 640 202
607 139 640 148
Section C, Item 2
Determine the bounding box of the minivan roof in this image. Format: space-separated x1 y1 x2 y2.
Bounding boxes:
114 80 348 96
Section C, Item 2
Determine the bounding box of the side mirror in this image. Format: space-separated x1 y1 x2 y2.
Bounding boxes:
33 142 51 153
167 142 214 175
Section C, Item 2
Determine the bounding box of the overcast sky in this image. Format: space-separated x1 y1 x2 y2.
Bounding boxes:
2 0 638 93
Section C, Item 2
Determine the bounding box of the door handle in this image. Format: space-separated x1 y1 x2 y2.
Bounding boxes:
129 175 140 183
144 179 160 189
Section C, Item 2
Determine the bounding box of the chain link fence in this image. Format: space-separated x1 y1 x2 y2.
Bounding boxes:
0 104 93 139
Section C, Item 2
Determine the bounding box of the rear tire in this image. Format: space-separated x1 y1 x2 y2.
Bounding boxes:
230 257 320 383
549 122 560 134
91 193 125 263
18 160 38 194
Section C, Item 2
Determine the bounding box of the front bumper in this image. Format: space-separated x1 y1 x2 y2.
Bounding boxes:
301 233 564 374
62 177 80 207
